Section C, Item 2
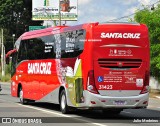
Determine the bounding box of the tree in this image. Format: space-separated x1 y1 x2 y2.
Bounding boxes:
0 0 42 52
134 4 160 80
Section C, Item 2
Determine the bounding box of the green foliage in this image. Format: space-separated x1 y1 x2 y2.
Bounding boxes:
134 4 160 79
0 0 24 34
0 74 11 82
0 0 42 53
0 64 11 82
5 63 11 75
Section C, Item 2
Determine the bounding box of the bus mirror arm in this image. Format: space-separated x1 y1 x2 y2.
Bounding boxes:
6 49 17 59
5 49 17 64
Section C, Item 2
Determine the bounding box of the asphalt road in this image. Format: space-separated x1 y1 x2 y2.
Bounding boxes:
0 82 160 126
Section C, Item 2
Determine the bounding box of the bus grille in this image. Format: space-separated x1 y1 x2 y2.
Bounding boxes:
98 59 142 69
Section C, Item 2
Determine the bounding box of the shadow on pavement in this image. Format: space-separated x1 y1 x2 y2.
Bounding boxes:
23 102 160 121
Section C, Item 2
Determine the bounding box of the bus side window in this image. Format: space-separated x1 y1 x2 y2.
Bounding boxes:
74 30 86 57
27 40 35 60
17 40 27 63
27 38 45 60
41 35 56 59
61 33 67 58
74 34 85 56
11 39 20 77
11 52 18 77
34 38 45 59
62 29 86 58
21 35 56 60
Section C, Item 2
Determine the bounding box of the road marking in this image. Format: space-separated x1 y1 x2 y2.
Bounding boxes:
17 103 70 117
17 103 108 126
0 99 108 126
0 98 107 126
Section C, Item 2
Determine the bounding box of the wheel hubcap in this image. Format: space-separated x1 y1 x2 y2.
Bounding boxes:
61 94 65 110
20 90 23 102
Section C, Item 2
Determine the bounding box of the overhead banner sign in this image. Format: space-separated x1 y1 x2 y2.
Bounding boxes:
32 0 78 21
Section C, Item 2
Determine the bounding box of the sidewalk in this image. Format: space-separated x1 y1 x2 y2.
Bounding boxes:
149 89 160 99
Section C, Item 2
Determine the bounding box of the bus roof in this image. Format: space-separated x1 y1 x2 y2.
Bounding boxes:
19 22 146 40
100 22 140 25
21 26 67 39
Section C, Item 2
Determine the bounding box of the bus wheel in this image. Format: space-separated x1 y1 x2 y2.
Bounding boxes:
60 90 70 114
19 88 28 105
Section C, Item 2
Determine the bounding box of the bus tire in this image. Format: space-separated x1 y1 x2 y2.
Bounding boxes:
60 90 70 114
19 87 29 105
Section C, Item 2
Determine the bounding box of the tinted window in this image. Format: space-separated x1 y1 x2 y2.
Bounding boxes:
17 40 27 63
11 52 18 77
18 35 56 61
27 38 45 60
17 30 85 61
61 29 86 58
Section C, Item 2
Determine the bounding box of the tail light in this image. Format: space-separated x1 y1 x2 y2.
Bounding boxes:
87 70 99 94
140 71 150 94
140 86 150 94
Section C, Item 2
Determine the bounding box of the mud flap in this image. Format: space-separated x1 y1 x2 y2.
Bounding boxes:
75 78 83 103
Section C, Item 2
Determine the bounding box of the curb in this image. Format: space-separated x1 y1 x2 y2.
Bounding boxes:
0 82 10 85
149 89 160 99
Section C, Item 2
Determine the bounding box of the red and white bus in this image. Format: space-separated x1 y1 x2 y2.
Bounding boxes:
9 22 150 114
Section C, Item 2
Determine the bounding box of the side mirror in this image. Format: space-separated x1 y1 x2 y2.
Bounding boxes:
6 49 17 64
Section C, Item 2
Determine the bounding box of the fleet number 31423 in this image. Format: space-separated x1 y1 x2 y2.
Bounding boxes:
99 85 113 90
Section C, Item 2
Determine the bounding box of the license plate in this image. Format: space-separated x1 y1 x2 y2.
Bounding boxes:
113 100 126 105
